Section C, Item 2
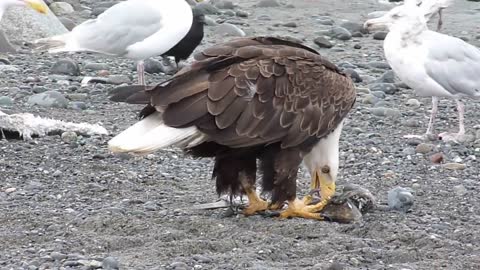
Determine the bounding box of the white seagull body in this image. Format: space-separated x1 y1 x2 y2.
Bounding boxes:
365 0 480 142
34 0 196 85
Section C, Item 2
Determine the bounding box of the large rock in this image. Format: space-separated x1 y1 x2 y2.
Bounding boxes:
0 1 68 43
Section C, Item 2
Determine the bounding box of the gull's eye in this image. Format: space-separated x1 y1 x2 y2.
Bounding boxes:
391 14 400 19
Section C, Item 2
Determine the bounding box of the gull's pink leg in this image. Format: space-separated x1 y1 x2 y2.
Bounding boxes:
137 60 145 85
404 96 439 140
439 99 465 142
425 96 439 135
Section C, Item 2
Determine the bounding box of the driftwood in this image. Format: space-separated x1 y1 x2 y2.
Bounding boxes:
0 110 108 140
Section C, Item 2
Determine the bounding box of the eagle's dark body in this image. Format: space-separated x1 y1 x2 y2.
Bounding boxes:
109 36 356 217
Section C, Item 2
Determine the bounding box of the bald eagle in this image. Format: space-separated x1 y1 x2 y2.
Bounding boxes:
108 36 356 220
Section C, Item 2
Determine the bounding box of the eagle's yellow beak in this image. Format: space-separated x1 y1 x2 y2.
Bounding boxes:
25 0 48 14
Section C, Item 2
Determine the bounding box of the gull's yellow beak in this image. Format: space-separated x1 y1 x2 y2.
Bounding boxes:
25 0 48 14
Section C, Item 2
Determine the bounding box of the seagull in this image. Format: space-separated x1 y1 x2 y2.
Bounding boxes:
364 0 480 142
33 0 203 85
0 0 47 21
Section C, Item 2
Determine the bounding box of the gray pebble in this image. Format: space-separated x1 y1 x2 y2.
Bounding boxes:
107 75 131 85
27 91 69 108
257 0 280 8
343 68 362 83
214 23 246 37
416 143 434 154
61 131 77 143
373 31 388 40
51 252 67 261
84 62 109 71
388 186 414 212
102 256 119 270
195 2 221 14
69 101 87 110
368 83 398 95
406 98 421 108
215 0 235 9
50 58 80 76
313 36 333 48
0 96 13 106
375 70 396 83
329 26 352 41
235 10 248 17
340 21 367 34
453 185 467 196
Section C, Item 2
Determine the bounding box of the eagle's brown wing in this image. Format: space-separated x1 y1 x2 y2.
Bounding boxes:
145 37 356 149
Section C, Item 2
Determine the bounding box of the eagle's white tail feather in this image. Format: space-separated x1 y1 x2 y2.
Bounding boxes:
108 112 205 155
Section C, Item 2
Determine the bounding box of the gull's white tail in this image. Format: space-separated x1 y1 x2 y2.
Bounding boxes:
108 112 206 155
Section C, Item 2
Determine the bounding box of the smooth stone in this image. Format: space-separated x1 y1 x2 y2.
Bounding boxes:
442 163 466 170
49 2 75 16
416 143 434 154
27 91 68 108
0 96 13 106
373 31 388 40
257 0 281 8
313 36 333 48
388 187 414 212
214 23 246 37
375 70 396 83
368 83 398 95
406 99 421 108
50 58 80 76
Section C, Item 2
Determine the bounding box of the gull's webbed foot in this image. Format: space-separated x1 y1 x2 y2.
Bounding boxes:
438 132 465 143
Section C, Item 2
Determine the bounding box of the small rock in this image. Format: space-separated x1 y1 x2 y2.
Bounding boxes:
353 44 362 49
28 91 69 108
373 31 388 40
325 262 346 270
4 187 16 193
430 153 444 163
144 201 159 211
170 261 189 270
193 255 212 263
51 58 80 76
340 21 367 34
107 75 131 85
313 36 333 48
416 143 434 154
49 2 74 16
368 61 391 69
375 70 396 83
369 83 398 95
406 99 421 108
51 252 67 261
194 2 220 15
61 131 77 143
453 185 467 196
282 22 297 28
317 16 335 25
388 187 414 212
330 26 352 41
343 68 362 83
69 101 87 110
235 10 248 17
214 23 246 37
257 0 280 8
0 96 13 106
214 0 235 9
102 257 119 270
362 94 379 105
442 163 466 170
84 62 109 71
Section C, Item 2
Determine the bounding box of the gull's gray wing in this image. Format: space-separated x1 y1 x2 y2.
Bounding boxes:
424 32 480 98
70 0 163 56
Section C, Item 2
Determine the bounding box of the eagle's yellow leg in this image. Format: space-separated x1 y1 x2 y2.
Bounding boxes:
302 170 321 205
280 169 336 220
242 187 268 216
